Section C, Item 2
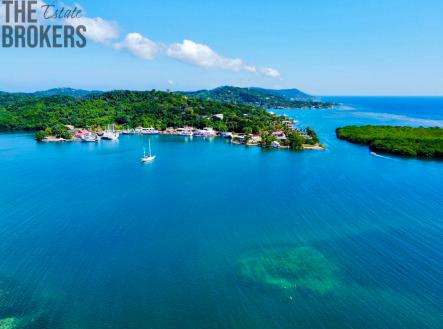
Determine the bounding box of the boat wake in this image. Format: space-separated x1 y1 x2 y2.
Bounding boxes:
370 152 392 159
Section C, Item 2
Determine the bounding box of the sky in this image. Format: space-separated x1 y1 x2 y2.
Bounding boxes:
0 0 442 95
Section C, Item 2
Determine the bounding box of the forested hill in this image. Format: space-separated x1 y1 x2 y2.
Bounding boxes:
0 90 283 133
249 87 312 100
31 88 102 98
1 86 333 109
0 88 102 99
180 86 334 109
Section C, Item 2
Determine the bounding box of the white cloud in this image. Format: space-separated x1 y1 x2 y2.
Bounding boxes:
70 16 119 44
115 33 161 60
166 40 280 78
166 40 244 71
244 65 257 73
260 67 281 78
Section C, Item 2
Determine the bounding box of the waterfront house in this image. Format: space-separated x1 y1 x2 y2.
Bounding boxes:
75 129 90 138
272 131 287 141
282 120 296 129
249 135 262 145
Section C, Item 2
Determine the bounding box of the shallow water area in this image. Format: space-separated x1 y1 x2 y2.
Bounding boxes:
238 246 339 294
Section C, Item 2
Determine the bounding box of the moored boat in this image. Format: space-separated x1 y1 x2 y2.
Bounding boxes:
193 127 217 137
177 127 194 136
135 127 160 135
221 132 233 139
102 125 119 141
141 139 156 164
81 133 99 142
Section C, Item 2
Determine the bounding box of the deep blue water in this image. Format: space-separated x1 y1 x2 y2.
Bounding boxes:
324 96 443 121
0 97 442 329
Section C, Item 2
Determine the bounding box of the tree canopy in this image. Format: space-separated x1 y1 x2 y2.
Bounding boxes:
336 125 443 159
0 90 282 133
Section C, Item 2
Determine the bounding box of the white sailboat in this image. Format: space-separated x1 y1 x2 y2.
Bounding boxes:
141 139 156 163
102 125 119 141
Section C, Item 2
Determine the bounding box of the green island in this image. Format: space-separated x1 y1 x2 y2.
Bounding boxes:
180 86 335 109
336 125 443 159
0 90 323 151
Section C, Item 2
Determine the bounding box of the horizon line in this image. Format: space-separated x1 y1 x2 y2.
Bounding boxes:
1 87 443 98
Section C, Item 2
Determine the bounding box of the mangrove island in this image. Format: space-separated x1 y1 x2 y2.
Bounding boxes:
336 125 443 159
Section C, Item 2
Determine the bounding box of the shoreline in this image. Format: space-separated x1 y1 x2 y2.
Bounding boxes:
39 130 326 152
302 144 326 150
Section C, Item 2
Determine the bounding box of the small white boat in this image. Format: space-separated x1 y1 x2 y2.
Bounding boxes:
141 140 156 163
176 127 194 136
143 128 160 135
221 132 233 139
102 131 119 141
81 133 98 142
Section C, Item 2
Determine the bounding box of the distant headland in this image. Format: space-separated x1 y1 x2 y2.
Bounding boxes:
1 86 335 109
179 86 335 109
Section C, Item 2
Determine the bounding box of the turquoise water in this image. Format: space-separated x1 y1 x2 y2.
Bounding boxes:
0 97 442 329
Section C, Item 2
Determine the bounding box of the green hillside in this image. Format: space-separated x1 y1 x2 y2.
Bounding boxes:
180 86 334 109
0 90 285 133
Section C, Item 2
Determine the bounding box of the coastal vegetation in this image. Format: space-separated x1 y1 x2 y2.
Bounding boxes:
336 125 443 159
0 90 321 150
180 86 335 109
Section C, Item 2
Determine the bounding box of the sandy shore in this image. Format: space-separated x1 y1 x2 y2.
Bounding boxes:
303 144 326 150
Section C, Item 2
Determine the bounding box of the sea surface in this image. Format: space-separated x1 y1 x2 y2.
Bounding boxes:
0 97 442 329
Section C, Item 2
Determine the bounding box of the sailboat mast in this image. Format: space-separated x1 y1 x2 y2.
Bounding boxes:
148 139 152 157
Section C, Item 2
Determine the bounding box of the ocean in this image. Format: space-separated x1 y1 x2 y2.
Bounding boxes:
0 97 442 329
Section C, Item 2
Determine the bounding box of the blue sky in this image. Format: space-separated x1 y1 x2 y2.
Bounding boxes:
1 0 442 95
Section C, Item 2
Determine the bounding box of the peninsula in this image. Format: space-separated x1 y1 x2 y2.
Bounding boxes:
0 90 322 151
